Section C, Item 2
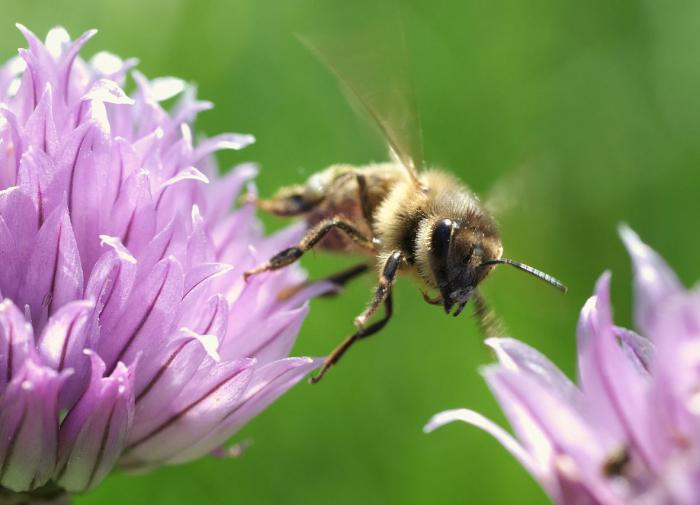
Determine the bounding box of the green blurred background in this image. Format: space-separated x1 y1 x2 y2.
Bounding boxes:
3 0 700 503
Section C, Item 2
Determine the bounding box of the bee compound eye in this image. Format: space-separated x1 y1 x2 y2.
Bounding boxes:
431 219 454 256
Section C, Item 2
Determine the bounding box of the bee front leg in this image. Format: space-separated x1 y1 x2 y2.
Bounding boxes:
244 218 375 280
309 251 403 383
421 290 442 306
354 250 403 328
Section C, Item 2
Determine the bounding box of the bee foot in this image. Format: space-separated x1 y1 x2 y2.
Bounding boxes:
308 365 329 384
243 264 270 282
238 193 258 207
421 290 442 305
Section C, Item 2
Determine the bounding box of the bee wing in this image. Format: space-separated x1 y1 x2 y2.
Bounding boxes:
483 164 531 218
297 12 424 186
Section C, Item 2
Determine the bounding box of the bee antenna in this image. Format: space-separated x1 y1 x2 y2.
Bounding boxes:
481 258 568 293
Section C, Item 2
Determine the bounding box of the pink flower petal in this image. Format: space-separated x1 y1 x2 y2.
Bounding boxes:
123 358 253 465
576 273 660 468
619 225 683 336
56 352 134 492
484 366 618 501
0 299 36 392
0 359 68 491
97 256 183 371
19 205 83 332
486 337 580 406
0 191 36 300
37 300 94 408
162 357 320 465
23 84 58 156
424 408 543 485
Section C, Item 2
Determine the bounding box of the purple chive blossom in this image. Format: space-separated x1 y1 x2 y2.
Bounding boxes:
425 226 700 505
0 25 323 497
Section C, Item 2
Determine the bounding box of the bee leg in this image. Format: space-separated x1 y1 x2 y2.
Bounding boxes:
255 185 323 217
276 262 370 301
421 290 442 305
244 218 374 280
472 290 506 338
309 291 393 384
354 251 403 329
310 252 402 383
319 262 371 293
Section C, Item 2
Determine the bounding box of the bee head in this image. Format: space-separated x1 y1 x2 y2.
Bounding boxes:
424 218 567 317
427 218 502 316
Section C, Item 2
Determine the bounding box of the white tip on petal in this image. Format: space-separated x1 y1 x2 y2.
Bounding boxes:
619 224 681 293
217 133 255 150
235 162 259 179
425 408 481 433
91 52 124 75
82 79 134 105
7 56 26 75
180 123 193 146
179 327 221 362
486 337 519 370
160 166 210 192
99 235 137 264
150 77 186 102
7 78 21 98
0 186 19 198
425 408 543 480
45 27 71 58
619 224 683 334
191 204 203 224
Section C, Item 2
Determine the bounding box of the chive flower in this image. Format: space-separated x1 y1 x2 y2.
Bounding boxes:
426 227 700 505
0 25 321 501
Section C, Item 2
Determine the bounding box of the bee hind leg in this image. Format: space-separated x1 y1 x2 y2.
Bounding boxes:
255 185 323 217
244 218 375 280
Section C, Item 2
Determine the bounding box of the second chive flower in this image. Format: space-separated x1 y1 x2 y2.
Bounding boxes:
427 226 700 505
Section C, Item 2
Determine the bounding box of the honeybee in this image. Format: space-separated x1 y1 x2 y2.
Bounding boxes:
244 20 566 383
